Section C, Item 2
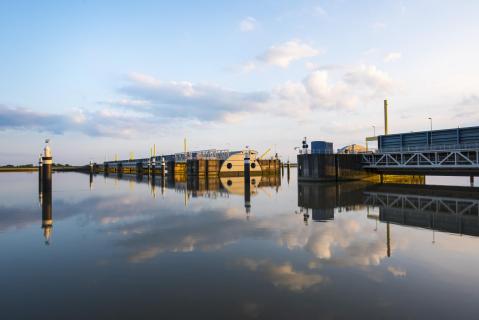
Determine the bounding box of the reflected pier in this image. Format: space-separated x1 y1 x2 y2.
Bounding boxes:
364 184 479 237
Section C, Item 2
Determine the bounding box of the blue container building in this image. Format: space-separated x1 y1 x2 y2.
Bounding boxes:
311 141 334 154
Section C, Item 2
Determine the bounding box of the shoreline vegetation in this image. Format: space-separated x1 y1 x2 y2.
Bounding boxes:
0 164 83 172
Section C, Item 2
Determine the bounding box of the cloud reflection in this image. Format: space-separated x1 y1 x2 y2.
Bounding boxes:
237 258 324 291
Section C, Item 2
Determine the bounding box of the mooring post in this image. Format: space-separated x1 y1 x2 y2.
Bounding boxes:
151 156 156 176
161 157 166 177
244 148 251 214
41 140 53 245
287 160 290 184
151 170 156 190
88 161 94 190
41 180 53 245
42 140 53 194
303 208 309 225
38 154 43 194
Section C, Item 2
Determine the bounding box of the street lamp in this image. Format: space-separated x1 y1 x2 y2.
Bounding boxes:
372 125 376 137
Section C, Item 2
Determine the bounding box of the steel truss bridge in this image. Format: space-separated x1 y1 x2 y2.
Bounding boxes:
362 143 479 175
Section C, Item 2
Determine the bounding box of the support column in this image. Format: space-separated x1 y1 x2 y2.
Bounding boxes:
471 176 475 187
244 149 251 214
287 160 290 184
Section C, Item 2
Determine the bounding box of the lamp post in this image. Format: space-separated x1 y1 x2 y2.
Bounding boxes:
372 125 376 137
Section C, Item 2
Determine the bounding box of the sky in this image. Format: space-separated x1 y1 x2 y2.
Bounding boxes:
1 0 478 165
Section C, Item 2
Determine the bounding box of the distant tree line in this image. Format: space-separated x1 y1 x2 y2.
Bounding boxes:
0 163 72 168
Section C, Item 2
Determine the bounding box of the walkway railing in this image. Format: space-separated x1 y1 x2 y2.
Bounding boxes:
362 143 479 169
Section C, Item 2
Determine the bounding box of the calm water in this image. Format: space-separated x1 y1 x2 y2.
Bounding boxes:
1 170 479 319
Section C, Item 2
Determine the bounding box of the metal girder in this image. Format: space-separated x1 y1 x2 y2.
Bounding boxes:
362 147 479 169
364 192 479 216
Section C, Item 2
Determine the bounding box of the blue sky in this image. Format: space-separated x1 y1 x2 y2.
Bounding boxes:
1 0 478 164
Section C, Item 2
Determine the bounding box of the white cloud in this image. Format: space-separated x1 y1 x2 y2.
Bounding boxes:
384 52 402 63
362 48 378 56
305 61 318 71
459 94 479 106
114 65 393 120
388 266 406 277
258 40 320 68
120 73 270 121
0 65 394 137
371 21 386 30
313 5 327 16
0 104 170 138
239 17 256 32
343 64 393 93
303 70 358 109
240 61 256 73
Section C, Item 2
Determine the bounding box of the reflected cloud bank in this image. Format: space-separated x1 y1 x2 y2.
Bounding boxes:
238 259 324 291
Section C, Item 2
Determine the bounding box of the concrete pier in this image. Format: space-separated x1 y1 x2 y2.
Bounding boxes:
297 153 423 183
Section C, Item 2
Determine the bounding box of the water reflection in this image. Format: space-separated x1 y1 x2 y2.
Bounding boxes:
364 184 479 237
299 182 479 236
100 173 281 213
40 187 52 245
1 172 479 318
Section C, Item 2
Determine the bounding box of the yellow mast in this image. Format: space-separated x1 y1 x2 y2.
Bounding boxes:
384 99 389 135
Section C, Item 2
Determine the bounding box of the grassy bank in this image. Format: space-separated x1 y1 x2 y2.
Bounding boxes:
0 166 85 172
0 167 38 172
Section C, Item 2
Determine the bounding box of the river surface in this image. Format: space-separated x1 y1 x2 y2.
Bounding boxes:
0 171 479 319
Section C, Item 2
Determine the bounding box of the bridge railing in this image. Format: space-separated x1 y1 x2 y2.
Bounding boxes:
378 142 479 154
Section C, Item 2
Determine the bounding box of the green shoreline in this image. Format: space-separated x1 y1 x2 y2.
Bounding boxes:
0 167 85 172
